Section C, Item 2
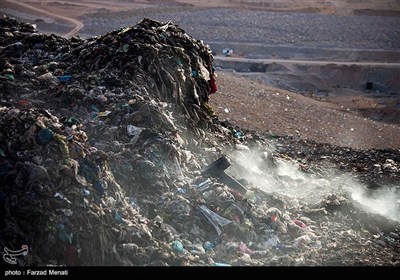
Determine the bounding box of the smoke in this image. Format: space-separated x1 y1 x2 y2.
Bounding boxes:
351 186 400 222
227 146 400 222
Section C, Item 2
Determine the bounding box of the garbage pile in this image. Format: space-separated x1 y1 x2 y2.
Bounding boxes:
0 16 399 266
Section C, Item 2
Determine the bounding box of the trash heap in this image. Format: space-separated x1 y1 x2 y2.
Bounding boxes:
0 16 399 266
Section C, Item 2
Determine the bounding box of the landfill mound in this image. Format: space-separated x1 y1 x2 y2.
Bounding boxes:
0 16 399 266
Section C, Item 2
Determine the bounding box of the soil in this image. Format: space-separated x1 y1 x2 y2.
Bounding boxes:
209 71 400 150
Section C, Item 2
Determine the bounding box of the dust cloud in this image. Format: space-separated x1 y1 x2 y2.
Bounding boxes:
227 146 400 222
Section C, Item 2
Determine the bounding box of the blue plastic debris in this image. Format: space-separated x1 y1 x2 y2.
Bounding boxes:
57 75 72 82
171 240 184 253
36 128 54 145
93 180 105 195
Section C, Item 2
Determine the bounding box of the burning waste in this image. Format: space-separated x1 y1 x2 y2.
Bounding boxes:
0 16 399 266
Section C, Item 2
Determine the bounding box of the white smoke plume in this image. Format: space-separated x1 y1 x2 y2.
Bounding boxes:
226 146 400 222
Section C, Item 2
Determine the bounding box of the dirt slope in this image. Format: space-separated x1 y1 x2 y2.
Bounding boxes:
210 71 400 150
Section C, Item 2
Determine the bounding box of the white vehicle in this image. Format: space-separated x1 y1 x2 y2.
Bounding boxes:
222 48 233 56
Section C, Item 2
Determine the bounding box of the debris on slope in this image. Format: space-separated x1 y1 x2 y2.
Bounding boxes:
0 16 399 266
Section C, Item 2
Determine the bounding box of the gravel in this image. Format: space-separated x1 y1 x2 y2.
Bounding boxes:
79 7 400 49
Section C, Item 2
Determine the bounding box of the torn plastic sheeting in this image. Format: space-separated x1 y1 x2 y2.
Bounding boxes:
238 242 254 255
259 235 280 250
127 125 144 145
199 205 232 235
54 192 72 204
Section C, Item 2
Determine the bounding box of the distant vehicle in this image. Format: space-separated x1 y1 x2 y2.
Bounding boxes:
222 48 233 57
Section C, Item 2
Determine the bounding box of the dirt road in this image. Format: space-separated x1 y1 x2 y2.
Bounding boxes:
215 55 400 68
5 0 83 37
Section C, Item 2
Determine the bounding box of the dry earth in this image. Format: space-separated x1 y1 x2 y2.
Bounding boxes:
209 71 400 150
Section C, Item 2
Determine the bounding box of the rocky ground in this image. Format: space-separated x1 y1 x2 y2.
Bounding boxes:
79 6 400 49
